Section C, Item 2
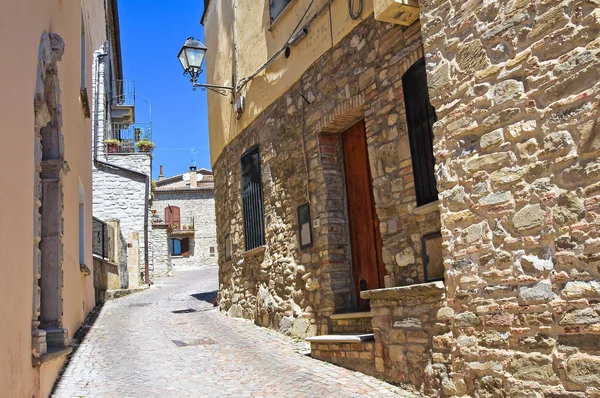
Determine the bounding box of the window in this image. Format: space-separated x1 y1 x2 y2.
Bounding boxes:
224 234 232 260
241 146 265 251
170 238 190 257
422 232 444 281
210 246 215 257
270 0 293 23
79 182 86 265
402 58 439 207
297 203 313 249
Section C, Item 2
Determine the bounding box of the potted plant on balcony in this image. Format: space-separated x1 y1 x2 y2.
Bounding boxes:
188 224 193 230
136 139 155 152
104 139 120 153
173 223 179 230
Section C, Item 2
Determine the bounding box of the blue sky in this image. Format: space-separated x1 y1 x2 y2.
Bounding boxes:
118 0 210 179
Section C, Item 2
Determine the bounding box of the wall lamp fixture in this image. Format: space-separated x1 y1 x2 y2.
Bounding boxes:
177 37 234 96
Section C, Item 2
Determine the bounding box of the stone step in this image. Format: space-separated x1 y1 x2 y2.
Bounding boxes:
306 334 376 377
329 312 373 334
306 333 375 343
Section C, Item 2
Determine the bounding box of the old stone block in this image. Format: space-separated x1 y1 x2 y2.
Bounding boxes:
480 129 504 149
519 281 555 304
565 354 600 389
513 204 546 232
395 247 414 267
553 192 585 225
561 281 600 300
559 308 600 326
493 79 524 105
455 311 481 327
510 353 557 383
457 39 490 73
521 255 553 273
465 152 513 173
475 375 506 398
543 131 574 157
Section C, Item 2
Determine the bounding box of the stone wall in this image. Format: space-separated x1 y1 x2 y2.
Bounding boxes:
93 153 152 283
153 190 217 267
362 283 448 396
417 1 600 396
310 341 376 377
215 16 442 338
151 225 171 277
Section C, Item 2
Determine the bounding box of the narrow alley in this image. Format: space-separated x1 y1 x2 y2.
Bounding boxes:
52 267 413 397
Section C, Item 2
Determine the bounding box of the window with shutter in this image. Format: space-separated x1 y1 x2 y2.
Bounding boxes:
270 0 292 23
241 146 266 251
181 238 190 257
170 238 182 256
164 207 172 226
402 58 439 207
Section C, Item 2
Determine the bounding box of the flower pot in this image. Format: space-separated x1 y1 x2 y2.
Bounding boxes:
107 143 119 153
138 145 153 152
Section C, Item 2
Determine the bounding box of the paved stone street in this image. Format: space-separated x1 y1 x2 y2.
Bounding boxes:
53 266 415 397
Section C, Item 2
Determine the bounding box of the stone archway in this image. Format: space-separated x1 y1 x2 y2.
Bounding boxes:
32 32 69 358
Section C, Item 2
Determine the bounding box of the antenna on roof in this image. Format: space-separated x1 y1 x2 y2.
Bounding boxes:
190 148 197 169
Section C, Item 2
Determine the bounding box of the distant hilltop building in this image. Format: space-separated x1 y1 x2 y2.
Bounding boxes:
151 165 217 276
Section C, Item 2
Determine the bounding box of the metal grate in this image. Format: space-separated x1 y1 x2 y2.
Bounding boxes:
92 217 114 260
241 146 265 251
172 308 197 314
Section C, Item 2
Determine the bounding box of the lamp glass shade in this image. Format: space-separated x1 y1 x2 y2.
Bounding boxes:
178 38 207 73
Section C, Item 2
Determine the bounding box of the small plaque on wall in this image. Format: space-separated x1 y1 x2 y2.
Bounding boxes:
297 203 313 249
224 233 232 260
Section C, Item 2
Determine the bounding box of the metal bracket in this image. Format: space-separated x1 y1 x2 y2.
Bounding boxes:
193 83 235 96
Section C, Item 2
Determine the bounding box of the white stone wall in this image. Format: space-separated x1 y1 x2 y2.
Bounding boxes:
153 190 217 267
151 226 171 277
92 49 153 284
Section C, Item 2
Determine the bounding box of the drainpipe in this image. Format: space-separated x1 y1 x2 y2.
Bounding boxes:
93 51 150 286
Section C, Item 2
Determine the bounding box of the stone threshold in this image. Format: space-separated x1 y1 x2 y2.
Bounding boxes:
32 346 72 367
330 311 372 320
306 333 375 343
360 281 445 300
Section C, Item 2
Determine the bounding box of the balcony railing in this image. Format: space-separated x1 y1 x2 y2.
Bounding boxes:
105 122 153 154
93 217 115 261
152 214 195 232
112 80 135 106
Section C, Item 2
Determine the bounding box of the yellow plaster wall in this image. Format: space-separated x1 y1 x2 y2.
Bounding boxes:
204 0 374 165
0 0 104 396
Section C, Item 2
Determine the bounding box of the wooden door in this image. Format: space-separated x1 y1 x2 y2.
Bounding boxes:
342 120 385 311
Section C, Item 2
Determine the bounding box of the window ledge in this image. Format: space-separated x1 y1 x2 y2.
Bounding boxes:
243 246 266 257
413 200 440 215
32 346 73 367
360 281 445 300
268 0 299 32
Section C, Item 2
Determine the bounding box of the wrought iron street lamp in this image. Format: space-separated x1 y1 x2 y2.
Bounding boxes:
177 37 234 96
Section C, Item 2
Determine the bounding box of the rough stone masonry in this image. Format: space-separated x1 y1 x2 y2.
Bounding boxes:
416 0 600 396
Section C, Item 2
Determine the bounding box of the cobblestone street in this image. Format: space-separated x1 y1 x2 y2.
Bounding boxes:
53 266 414 397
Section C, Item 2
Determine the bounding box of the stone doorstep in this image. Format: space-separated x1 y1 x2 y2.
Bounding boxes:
105 286 149 300
360 281 445 300
306 333 375 344
329 311 373 320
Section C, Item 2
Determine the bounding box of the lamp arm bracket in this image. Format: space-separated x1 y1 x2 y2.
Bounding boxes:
193 83 234 96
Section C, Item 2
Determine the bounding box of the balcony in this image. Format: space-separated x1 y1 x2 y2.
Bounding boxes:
105 122 153 154
152 213 195 234
111 80 135 124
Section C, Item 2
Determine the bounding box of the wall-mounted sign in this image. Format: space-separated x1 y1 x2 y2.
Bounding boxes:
297 203 313 249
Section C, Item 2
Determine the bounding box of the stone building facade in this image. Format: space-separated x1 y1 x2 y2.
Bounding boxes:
91 20 153 286
151 167 217 276
204 0 600 396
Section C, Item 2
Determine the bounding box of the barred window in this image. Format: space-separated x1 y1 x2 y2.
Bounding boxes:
241 146 265 251
402 58 439 207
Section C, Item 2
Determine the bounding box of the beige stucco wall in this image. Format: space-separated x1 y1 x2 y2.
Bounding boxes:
0 0 105 396
204 0 375 164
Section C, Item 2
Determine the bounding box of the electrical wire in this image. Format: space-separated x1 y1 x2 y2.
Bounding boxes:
349 0 363 20
237 0 320 91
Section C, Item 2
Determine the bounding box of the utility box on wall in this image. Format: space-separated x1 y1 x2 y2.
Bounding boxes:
373 0 420 26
